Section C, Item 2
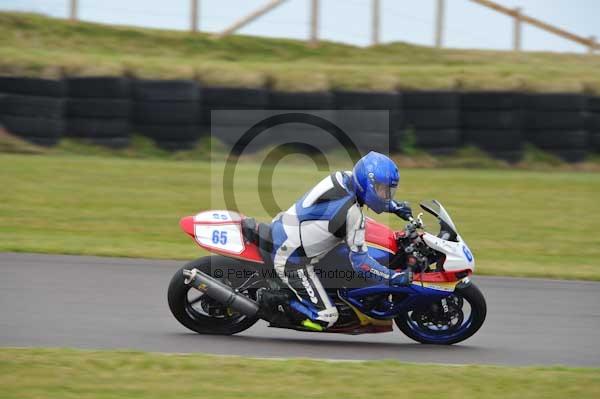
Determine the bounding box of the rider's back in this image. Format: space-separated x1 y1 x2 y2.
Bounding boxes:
271 171 357 264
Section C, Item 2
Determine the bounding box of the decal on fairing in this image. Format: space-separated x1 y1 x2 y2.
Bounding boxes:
412 281 458 292
462 245 473 262
421 232 475 272
193 210 242 223
193 210 245 254
194 223 245 254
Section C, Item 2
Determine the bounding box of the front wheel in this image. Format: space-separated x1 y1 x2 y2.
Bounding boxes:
167 256 260 335
395 282 487 345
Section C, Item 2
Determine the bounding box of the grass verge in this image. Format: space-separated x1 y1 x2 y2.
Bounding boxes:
1 348 599 399
1 146 600 280
2 12 600 92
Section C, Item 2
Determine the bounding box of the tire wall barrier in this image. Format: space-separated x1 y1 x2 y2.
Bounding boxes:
522 94 588 162
133 79 200 150
589 96 600 153
204 86 269 150
0 77 65 146
66 77 132 148
402 91 460 155
460 91 523 162
268 90 336 151
333 90 401 153
0 76 599 162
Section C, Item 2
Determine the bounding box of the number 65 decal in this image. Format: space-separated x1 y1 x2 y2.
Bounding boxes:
211 230 228 245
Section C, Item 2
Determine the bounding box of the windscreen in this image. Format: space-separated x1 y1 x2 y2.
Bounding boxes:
420 199 459 237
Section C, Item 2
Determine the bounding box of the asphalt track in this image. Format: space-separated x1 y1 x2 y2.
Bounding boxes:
1 252 599 366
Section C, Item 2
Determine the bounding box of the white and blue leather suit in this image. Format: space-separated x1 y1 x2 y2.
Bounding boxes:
269 151 412 329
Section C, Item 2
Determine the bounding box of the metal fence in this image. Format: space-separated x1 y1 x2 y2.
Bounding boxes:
57 0 600 53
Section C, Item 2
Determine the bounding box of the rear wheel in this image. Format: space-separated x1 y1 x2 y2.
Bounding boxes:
167 256 260 335
395 283 486 345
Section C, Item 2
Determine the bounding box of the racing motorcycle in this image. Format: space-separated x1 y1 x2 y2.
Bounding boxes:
168 200 486 345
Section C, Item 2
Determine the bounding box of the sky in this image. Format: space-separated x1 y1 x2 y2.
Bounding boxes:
3 0 599 53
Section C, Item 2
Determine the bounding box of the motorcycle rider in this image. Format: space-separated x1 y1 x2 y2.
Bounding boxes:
262 151 413 331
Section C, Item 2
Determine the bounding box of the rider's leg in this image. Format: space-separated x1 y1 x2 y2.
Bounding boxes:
268 215 338 330
284 263 339 330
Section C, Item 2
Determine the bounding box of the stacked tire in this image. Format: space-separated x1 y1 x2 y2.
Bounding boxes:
134 80 200 150
587 96 600 153
269 91 333 111
402 91 460 155
333 90 402 154
0 77 65 146
461 91 523 162
267 90 337 151
523 93 588 162
203 87 269 151
65 77 131 147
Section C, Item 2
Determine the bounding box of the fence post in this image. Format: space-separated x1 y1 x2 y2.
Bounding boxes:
69 0 78 22
371 0 380 46
435 0 445 48
589 36 597 54
190 0 199 32
513 7 522 51
310 0 320 47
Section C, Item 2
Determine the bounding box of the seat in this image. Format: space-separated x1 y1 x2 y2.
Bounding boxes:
241 217 273 266
241 217 259 244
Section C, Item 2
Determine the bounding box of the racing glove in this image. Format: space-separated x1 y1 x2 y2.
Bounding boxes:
390 200 413 221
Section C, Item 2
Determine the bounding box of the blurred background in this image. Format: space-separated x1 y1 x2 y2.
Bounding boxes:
0 1 599 281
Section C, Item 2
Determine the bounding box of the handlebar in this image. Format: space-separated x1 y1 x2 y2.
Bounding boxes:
407 212 425 230
401 212 430 272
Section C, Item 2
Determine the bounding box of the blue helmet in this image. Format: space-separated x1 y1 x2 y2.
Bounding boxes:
352 151 400 214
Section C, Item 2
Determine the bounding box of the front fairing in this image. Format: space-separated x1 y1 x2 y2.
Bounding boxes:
336 200 474 320
422 232 475 272
419 200 474 272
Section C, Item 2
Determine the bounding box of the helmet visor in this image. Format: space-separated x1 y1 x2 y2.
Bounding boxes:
374 183 397 201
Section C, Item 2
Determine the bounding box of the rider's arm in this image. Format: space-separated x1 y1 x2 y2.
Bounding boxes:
345 204 395 284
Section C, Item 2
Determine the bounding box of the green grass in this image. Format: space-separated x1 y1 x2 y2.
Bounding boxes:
1 348 599 399
1 150 600 280
2 12 600 91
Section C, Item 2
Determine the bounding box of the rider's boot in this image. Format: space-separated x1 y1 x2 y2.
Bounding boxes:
257 290 327 331
257 289 290 324
287 298 328 331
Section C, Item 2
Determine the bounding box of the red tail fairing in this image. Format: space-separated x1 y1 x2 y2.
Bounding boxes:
179 216 195 237
180 212 264 263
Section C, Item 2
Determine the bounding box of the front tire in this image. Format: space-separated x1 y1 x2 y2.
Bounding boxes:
167 256 260 335
395 282 487 345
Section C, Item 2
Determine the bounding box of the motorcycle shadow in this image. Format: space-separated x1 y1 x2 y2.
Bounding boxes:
231 334 485 352
170 329 487 360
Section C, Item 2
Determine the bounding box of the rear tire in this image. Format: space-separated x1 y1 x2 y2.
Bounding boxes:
167 256 259 335
395 283 487 345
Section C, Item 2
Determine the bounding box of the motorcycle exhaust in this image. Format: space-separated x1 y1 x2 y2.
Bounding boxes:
182 268 259 317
